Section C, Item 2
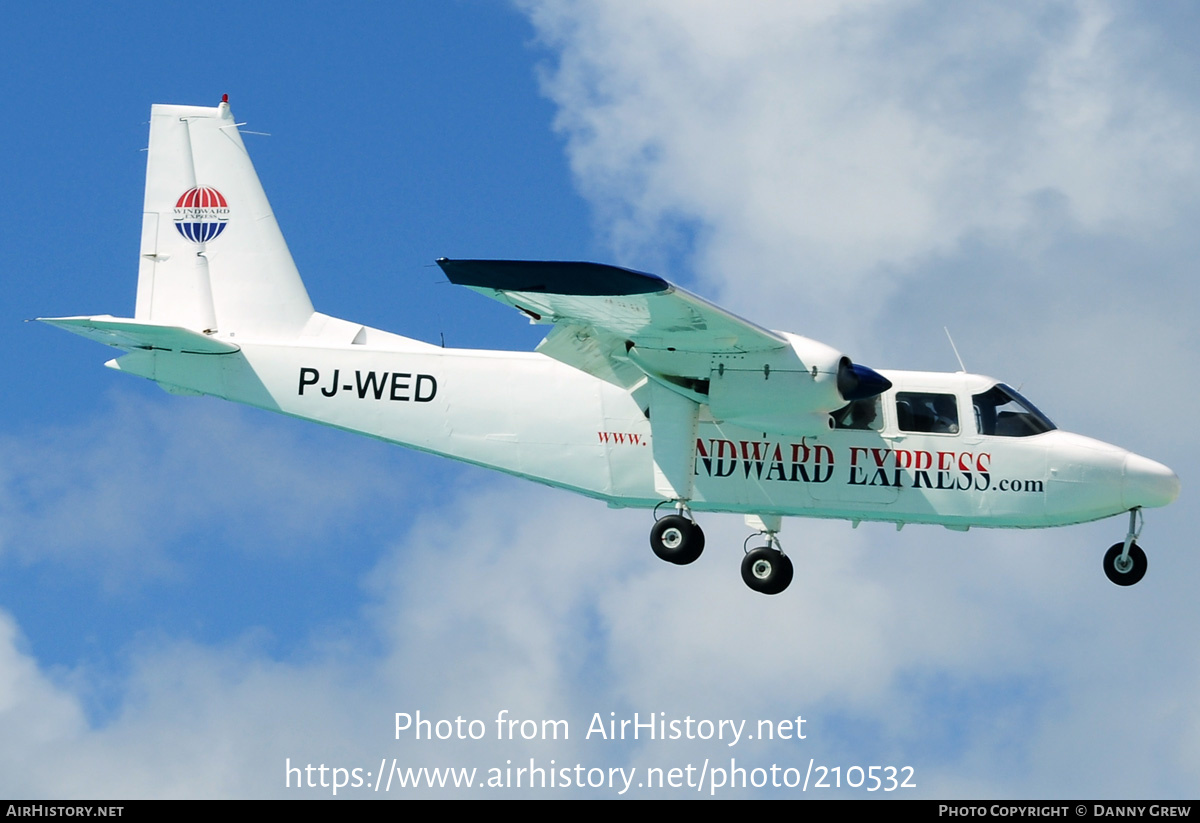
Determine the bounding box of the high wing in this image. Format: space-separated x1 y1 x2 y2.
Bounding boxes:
438 259 787 392
437 259 890 432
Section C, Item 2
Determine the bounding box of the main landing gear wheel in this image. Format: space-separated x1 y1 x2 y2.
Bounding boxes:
650 515 705 565
741 547 794 595
1104 542 1147 586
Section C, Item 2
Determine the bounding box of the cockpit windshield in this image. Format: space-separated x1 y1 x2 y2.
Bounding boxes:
972 383 1055 437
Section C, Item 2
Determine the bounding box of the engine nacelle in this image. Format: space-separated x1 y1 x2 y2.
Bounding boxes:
706 333 889 436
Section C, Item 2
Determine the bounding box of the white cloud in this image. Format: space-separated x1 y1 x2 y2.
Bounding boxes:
1 462 1196 797
525 0 1200 353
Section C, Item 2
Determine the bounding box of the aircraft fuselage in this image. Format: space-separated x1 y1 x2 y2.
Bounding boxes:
107 322 1175 533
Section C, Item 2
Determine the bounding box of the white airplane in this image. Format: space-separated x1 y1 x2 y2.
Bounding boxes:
40 98 1180 594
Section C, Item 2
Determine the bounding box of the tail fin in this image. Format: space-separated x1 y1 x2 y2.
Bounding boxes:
135 98 313 340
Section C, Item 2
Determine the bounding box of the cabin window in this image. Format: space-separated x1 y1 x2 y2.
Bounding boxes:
896 392 959 434
972 384 1056 437
832 397 883 431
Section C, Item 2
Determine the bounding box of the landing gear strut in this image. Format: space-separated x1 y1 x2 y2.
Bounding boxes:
649 502 705 565
1103 508 1148 586
741 515 792 595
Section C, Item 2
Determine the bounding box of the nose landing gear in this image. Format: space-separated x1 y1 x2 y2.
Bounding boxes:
1103 508 1148 586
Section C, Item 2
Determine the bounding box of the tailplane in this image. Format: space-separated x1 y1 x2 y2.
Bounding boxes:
38 316 241 354
135 97 313 340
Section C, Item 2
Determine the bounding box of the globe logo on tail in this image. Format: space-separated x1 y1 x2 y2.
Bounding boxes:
173 186 230 243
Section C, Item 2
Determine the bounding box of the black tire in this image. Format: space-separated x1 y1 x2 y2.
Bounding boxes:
1103 542 1147 586
741 547 794 595
650 515 705 565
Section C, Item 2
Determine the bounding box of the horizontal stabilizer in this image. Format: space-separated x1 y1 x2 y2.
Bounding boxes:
37 316 240 354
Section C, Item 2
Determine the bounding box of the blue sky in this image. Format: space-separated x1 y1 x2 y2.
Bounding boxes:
2 0 1198 798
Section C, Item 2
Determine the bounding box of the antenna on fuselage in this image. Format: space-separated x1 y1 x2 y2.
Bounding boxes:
944 327 967 373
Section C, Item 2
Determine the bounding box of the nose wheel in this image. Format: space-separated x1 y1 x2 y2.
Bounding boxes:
1103 542 1147 586
1103 508 1148 586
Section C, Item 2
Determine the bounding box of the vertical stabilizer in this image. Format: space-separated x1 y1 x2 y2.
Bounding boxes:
135 99 314 340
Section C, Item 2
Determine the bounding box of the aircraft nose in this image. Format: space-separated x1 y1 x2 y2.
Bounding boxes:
1122 453 1181 509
